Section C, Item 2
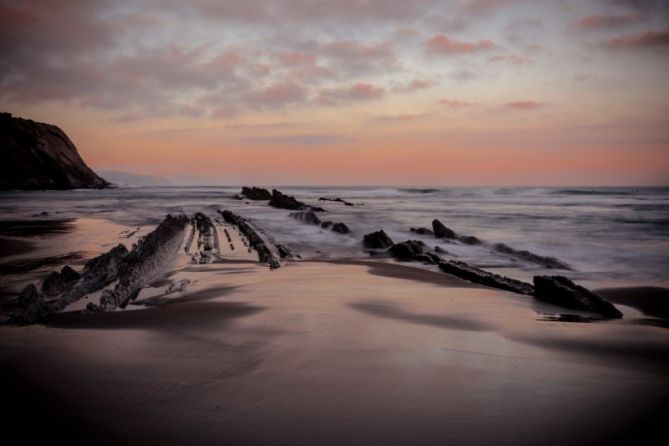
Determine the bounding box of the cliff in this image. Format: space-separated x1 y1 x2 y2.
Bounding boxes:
0 112 109 190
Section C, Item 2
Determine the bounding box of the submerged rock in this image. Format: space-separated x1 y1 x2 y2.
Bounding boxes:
410 227 434 236
321 221 333 229
319 197 355 206
241 186 272 200
289 210 321 225
493 243 570 270
434 246 449 255
331 222 350 234
432 219 457 239
458 235 482 245
269 189 307 210
389 240 442 264
438 260 535 295
363 230 394 249
533 276 623 319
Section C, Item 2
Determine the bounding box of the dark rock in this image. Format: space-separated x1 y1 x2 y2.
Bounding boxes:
533 276 623 319
219 210 282 269
331 223 350 234
268 189 307 210
0 112 109 190
410 227 434 236
13 284 49 324
363 230 394 249
388 240 427 260
319 197 355 206
432 219 457 239
493 243 570 269
321 221 333 229
458 235 482 245
41 265 81 296
438 260 534 295
241 186 272 200
92 215 190 311
309 206 326 212
434 246 449 254
289 210 321 225
192 212 220 264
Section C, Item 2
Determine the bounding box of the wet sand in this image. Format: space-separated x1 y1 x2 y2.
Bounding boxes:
1 261 667 445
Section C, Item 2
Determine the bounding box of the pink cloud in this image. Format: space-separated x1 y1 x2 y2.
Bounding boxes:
426 34 496 54
606 31 669 49
438 99 475 108
317 83 384 105
458 0 524 14
576 14 644 30
489 54 533 64
504 101 544 110
277 50 317 66
393 79 437 93
244 82 308 108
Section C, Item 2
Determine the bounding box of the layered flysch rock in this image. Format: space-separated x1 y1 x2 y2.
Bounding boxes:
12 243 129 323
89 215 190 311
438 260 535 295
0 112 109 190
533 275 623 319
219 210 283 268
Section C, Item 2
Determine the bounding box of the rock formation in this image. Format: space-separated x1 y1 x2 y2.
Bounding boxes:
432 219 457 239
241 186 272 200
269 189 307 210
493 243 570 270
533 276 623 319
319 197 355 206
0 112 109 190
438 261 535 295
389 240 443 264
219 210 283 268
363 230 394 249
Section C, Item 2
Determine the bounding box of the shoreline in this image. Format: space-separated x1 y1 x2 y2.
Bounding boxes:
1 259 667 445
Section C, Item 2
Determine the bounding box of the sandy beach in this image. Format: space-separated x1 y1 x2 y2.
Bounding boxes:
2 254 668 445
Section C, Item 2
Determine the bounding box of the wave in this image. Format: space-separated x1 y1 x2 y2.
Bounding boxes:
397 188 440 194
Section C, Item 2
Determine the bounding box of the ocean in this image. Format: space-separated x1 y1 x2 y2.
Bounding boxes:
1 186 668 289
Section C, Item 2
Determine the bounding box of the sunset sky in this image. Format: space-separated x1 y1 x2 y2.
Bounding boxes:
1 0 668 185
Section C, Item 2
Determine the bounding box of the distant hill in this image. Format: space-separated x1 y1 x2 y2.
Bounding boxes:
98 170 173 187
0 112 109 190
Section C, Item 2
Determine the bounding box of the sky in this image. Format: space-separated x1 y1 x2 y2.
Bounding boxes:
1 0 668 186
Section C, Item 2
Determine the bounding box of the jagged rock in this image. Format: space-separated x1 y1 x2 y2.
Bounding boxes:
269 189 307 210
331 223 350 234
432 219 457 239
241 186 272 200
310 206 326 212
91 215 190 311
388 240 427 260
493 243 570 270
192 213 220 264
458 235 482 245
219 210 282 268
410 227 434 236
41 265 81 296
12 284 49 324
289 210 321 225
319 197 354 206
0 112 109 190
321 221 333 229
363 230 394 249
435 246 449 254
533 276 623 319
438 260 534 295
